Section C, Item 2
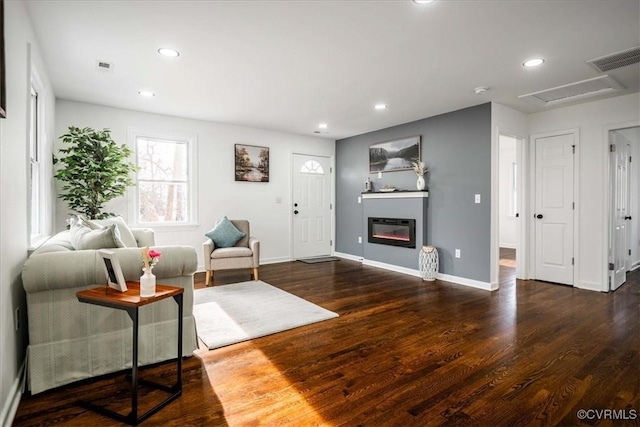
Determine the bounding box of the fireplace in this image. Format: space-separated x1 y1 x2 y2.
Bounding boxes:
368 217 416 248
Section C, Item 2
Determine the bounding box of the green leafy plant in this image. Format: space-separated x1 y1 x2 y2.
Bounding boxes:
53 126 139 219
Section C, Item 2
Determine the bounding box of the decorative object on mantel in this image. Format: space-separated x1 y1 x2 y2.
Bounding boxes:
140 247 162 297
369 135 421 173
364 177 372 192
419 245 439 281
412 161 428 191
379 185 396 192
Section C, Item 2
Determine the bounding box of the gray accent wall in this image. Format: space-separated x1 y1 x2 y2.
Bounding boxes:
336 103 492 282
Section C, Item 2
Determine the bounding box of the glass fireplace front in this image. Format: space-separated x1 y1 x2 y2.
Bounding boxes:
368 217 416 248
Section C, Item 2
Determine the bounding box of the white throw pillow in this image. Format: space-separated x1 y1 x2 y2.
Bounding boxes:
83 216 137 248
69 223 125 250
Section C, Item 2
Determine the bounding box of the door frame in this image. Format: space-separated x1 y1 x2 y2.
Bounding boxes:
603 120 639 291
289 152 335 260
528 128 580 285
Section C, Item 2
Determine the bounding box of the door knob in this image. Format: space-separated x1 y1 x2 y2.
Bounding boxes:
536 214 543 219
294 210 299 215
294 203 298 207
625 216 632 220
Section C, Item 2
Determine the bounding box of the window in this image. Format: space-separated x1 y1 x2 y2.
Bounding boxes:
29 65 48 246
130 128 197 227
300 160 325 174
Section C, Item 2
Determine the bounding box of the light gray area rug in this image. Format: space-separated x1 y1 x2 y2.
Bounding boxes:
193 280 338 349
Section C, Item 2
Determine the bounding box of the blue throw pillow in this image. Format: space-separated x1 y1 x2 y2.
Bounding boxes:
205 217 245 248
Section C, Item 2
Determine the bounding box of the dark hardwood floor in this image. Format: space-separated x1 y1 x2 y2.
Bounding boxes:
13 260 640 426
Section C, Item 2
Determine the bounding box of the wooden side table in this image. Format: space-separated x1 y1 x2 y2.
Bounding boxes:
76 281 184 425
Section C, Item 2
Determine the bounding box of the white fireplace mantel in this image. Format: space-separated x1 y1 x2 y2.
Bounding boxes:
362 191 428 200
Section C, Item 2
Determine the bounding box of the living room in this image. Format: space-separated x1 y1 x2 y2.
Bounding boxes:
2 1 640 425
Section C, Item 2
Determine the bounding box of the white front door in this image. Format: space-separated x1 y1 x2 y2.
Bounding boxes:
533 132 575 285
292 154 332 259
610 137 630 290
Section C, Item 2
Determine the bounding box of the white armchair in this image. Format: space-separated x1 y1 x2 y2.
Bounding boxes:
203 219 260 286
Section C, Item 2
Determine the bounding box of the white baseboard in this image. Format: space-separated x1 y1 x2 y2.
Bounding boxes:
354 257 495 291
575 280 605 292
362 259 422 278
196 257 293 272
1 362 24 427
333 251 363 262
436 273 497 291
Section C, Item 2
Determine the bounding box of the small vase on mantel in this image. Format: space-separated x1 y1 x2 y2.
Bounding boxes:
417 175 426 191
140 267 156 297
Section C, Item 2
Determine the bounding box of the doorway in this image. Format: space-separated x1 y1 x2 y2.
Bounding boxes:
291 154 332 259
608 126 640 291
499 135 518 276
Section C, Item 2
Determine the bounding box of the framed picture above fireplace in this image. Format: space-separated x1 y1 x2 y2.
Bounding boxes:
369 135 420 173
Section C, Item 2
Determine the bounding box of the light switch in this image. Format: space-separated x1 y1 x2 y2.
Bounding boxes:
475 194 481 204
378 171 383 179
358 196 362 204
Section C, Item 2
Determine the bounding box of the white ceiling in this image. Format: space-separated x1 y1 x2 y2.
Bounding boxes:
25 0 640 140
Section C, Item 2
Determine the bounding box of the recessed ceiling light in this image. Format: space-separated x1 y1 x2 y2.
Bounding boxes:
413 0 436 4
138 90 155 97
374 104 388 110
523 58 545 67
318 123 328 129
157 47 180 58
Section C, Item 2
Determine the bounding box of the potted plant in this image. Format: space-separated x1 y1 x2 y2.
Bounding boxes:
53 126 138 219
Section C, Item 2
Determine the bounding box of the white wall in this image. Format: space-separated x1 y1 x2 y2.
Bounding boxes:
55 100 335 268
528 93 640 291
499 135 517 248
1 2 56 424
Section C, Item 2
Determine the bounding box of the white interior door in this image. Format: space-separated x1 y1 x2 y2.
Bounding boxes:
609 137 630 290
292 154 332 259
534 132 575 285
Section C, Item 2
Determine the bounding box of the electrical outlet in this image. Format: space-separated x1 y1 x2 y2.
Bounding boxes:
358 236 362 244
378 171 383 179
455 249 461 258
275 196 282 204
14 308 20 331
357 196 362 204
475 194 481 204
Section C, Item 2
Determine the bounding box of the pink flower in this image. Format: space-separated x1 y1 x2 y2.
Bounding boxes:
141 247 162 268
148 249 162 260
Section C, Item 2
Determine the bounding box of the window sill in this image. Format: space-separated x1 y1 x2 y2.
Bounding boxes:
132 223 199 233
29 234 52 254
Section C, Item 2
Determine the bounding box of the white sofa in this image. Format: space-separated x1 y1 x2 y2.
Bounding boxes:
21 228 198 394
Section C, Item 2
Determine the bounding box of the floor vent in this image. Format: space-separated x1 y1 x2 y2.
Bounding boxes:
518 75 623 107
587 46 640 73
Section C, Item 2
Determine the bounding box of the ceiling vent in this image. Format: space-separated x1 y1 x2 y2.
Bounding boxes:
95 60 114 73
518 75 623 107
587 46 640 73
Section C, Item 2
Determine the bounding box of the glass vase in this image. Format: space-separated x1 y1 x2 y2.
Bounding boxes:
140 267 156 297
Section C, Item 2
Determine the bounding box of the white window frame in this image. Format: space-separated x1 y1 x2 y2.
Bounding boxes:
127 127 198 230
29 64 47 247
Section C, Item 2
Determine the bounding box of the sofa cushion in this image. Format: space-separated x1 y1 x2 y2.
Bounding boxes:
205 216 246 248
83 216 138 248
69 223 125 250
210 247 253 259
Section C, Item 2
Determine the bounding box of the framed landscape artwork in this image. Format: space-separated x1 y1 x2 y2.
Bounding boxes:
0 0 6 119
235 144 269 182
369 135 421 173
